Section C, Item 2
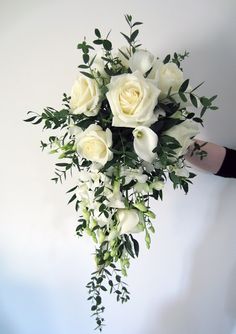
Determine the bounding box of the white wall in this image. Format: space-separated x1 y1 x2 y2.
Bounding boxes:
0 0 236 333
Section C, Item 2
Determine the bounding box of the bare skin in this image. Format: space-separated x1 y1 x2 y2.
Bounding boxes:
185 140 226 174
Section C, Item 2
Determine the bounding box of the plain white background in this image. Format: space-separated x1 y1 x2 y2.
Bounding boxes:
0 0 236 333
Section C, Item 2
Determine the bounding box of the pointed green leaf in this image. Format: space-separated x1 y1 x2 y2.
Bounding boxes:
95 28 101 38
179 79 189 93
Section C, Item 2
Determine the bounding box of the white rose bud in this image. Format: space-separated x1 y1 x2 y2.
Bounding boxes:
76 124 113 166
106 71 161 128
129 49 155 75
157 62 184 98
117 209 142 235
133 126 158 162
164 120 199 157
70 73 101 117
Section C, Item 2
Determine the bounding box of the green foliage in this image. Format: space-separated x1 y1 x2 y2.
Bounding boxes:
24 13 218 332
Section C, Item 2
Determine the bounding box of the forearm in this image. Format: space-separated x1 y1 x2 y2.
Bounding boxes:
185 140 226 174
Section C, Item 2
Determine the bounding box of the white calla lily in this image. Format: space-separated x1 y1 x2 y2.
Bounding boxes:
133 126 158 162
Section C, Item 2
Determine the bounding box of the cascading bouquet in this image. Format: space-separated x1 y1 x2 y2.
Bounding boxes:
25 14 218 331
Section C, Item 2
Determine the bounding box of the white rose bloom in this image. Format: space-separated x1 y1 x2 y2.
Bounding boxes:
76 124 113 166
164 119 199 157
117 209 142 234
156 62 184 98
106 71 161 128
133 126 158 162
70 73 101 116
129 49 155 75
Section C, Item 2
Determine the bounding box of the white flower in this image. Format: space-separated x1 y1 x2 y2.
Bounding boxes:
156 62 184 98
68 123 83 137
134 182 150 193
129 49 155 75
106 71 161 128
164 120 199 157
133 126 158 162
117 209 142 234
70 73 101 116
149 179 165 191
76 124 113 166
147 59 162 81
120 167 148 184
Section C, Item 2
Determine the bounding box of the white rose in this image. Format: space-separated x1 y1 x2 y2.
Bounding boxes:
156 62 184 98
133 126 158 162
70 74 101 116
164 120 199 157
106 71 161 128
129 50 155 75
76 124 113 166
117 209 142 234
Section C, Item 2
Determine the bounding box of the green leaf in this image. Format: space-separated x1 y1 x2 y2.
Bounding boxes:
55 163 69 167
200 96 211 107
132 21 143 27
115 275 121 282
93 39 103 45
186 112 195 119
209 95 217 102
118 48 129 60
67 185 77 193
24 116 37 122
193 117 203 124
130 235 139 257
68 193 76 204
200 106 207 117
95 186 104 197
130 29 139 42
95 28 101 38
83 53 89 64
97 277 103 284
179 91 188 102
190 81 204 93
163 54 171 64
96 296 102 305
179 79 189 93
80 71 94 79
120 32 131 44
190 93 198 108
32 117 42 125
103 39 112 51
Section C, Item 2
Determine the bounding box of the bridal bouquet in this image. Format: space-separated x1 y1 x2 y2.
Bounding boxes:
25 15 217 331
